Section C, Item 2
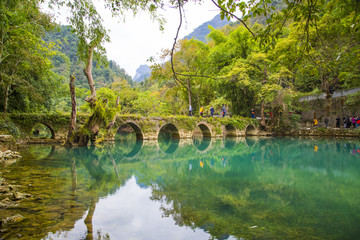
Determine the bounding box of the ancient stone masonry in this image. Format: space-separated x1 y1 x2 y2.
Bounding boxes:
9 114 261 141
108 115 260 140
299 87 360 128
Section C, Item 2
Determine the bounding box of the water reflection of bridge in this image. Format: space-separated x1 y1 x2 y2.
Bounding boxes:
111 136 261 160
30 136 265 166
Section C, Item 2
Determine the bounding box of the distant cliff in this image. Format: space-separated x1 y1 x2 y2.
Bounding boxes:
44 25 132 88
133 65 151 82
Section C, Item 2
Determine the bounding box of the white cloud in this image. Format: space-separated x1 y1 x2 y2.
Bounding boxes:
101 1 219 77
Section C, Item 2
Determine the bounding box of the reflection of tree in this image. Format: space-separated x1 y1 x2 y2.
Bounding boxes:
4 137 360 239
147 138 360 239
84 198 96 240
73 145 127 239
71 157 77 192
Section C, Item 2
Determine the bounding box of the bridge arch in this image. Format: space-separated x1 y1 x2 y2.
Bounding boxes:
194 122 212 138
116 121 144 140
245 124 258 136
31 122 55 139
115 122 144 158
158 123 180 140
223 124 237 137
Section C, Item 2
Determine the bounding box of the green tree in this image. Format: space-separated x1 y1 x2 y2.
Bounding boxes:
0 0 58 117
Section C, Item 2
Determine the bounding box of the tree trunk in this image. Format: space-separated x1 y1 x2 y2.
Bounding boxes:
66 75 77 146
187 79 191 106
84 46 96 105
3 85 9 118
78 45 99 146
107 96 119 129
260 100 266 127
77 114 101 146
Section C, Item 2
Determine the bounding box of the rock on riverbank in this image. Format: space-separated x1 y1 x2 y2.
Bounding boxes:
0 150 21 167
0 149 31 229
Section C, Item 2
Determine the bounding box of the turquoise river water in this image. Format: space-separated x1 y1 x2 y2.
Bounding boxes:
1 136 360 240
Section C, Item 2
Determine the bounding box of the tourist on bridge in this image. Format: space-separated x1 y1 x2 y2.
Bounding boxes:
189 105 193 116
356 116 360 128
313 118 318 127
352 116 356 128
222 105 226 117
324 118 329 128
346 116 351 128
336 117 340 128
251 108 255 118
200 106 204 117
210 106 215 117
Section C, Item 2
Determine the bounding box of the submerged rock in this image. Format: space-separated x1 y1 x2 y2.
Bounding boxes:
1 214 25 226
0 149 21 167
0 197 13 207
13 192 32 200
0 186 10 194
0 149 32 209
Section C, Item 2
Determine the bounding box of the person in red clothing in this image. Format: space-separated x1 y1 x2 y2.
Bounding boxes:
356 116 360 128
222 105 226 117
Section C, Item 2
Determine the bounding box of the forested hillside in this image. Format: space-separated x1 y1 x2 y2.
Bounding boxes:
184 14 230 42
44 25 133 89
151 0 360 128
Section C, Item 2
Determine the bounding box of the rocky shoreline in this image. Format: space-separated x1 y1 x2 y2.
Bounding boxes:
0 150 32 228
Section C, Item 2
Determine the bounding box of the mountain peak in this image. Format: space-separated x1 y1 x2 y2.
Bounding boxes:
183 15 230 42
133 64 151 82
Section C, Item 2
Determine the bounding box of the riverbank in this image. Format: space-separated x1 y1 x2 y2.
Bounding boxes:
277 127 360 137
2 127 360 148
0 149 32 228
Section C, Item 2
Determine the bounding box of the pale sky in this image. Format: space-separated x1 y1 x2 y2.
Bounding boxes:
47 1 222 78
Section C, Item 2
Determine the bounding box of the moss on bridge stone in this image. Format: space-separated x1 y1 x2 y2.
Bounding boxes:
9 113 88 139
8 113 258 141
108 115 256 140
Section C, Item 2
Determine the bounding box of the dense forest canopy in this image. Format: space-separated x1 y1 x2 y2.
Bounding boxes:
1 0 359 132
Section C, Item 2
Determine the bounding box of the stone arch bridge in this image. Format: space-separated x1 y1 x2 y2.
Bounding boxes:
9 114 260 140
